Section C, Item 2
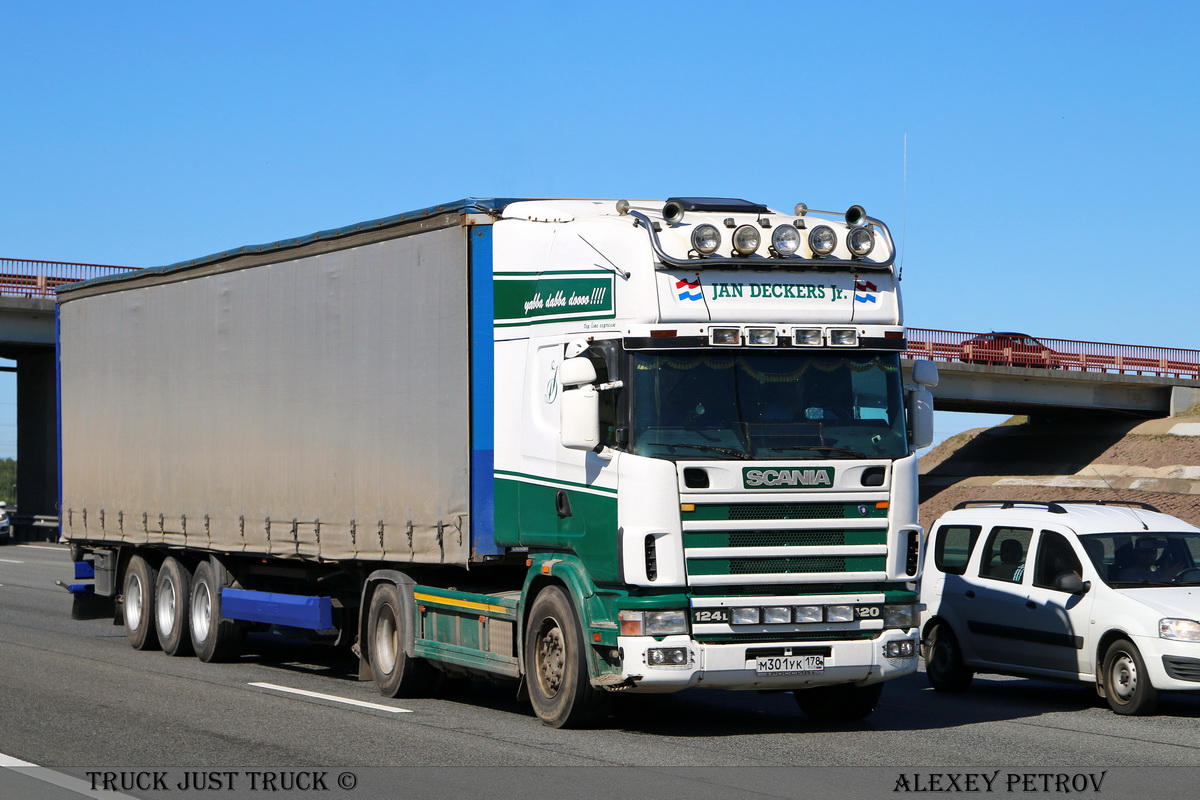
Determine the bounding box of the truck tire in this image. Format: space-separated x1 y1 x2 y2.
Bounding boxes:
1103 639 1158 715
923 622 974 692
154 557 194 657
794 682 883 722
367 583 436 697
123 554 159 651
524 585 609 728
189 560 241 663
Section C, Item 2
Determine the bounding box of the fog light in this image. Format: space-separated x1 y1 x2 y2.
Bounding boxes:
731 607 761 625
885 639 917 658
771 224 801 256
792 328 822 346
794 605 823 623
691 224 721 255
710 327 741 346
829 328 858 346
808 225 837 256
747 327 777 346
647 647 691 668
764 606 791 624
827 605 854 623
883 604 916 629
847 226 875 257
732 225 761 255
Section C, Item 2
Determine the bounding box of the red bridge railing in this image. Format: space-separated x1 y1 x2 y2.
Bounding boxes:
0 258 138 297
905 328 1200 380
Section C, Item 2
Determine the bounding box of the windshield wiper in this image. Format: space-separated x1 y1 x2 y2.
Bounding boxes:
647 442 751 459
763 445 868 458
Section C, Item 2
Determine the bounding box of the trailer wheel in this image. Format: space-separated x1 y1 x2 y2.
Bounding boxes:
154 557 194 657
1103 638 1158 715
794 682 883 722
190 561 241 663
123 554 159 651
524 585 609 728
367 583 436 697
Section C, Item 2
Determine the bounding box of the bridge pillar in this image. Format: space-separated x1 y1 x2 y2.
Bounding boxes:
1171 386 1200 416
16 350 57 541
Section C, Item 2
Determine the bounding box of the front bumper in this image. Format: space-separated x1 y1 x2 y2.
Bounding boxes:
614 629 919 692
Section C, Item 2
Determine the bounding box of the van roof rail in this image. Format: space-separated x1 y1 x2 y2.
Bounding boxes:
1047 499 1160 512
951 500 1068 514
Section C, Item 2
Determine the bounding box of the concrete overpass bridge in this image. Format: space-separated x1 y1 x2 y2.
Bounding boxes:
2 259 1198 540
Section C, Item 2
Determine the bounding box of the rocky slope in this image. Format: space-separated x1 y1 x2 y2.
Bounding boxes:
918 414 1200 528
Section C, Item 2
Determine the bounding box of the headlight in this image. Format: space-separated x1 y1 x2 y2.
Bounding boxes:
794 605 823 623
883 604 916 629
847 226 875 257
763 606 792 624
732 225 761 255
710 327 741 346
1160 618 1200 642
618 609 689 636
731 607 761 625
808 225 837 256
829 328 858 346
770 224 801 256
691 224 721 255
826 605 854 623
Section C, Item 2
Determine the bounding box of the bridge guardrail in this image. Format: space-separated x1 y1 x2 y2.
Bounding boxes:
905 328 1200 380
0 258 138 298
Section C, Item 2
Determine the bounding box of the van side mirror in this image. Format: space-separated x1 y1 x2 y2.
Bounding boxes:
1054 573 1091 595
559 358 600 451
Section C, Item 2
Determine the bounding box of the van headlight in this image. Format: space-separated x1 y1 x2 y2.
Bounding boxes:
1160 618 1200 642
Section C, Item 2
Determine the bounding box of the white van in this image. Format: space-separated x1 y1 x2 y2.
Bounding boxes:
920 500 1200 715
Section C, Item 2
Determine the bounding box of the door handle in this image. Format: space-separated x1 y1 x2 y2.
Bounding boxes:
555 490 573 519
1026 601 1037 610
964 590 975 599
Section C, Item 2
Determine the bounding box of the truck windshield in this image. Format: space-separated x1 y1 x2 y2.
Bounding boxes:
628 351 908 460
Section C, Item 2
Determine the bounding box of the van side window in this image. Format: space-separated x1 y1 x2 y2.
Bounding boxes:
1033 530 1083 591
979 527 1033 583
933 525 980 575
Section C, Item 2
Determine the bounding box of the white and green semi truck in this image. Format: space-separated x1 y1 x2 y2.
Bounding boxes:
58 196 938 727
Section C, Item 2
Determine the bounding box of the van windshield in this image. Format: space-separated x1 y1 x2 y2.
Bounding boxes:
627 351 908 461
1079 532 1200 587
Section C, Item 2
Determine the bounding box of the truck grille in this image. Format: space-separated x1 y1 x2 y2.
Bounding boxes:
689 555 886 576
685 503 887 521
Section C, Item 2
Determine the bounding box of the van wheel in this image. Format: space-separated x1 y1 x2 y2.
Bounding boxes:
155 557 194 656
1103 639 1158 715
367 583 436 697
524 585 609 728
189 561 241 662
794 682 883 722
123 555 159 650
924 623 973 692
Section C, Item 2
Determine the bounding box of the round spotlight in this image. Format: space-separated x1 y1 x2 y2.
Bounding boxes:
847 226 875 257
732 225 761 256
691 224 721 255
808 225 837 256
770 224 801 256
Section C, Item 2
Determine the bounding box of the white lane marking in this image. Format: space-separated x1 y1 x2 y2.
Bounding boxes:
0 559 23 564
0 751 139 799
248 682 412 713
16 545 63 551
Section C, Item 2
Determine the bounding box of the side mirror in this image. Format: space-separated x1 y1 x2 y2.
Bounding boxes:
559 358 600 451
908 386 934 449
912 359 939 388
1055 573 1091 595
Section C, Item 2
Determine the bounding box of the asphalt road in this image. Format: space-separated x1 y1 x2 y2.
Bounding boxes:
2 544 1199 800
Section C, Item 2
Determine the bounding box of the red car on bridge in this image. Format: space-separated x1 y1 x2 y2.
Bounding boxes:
959 332 1058 369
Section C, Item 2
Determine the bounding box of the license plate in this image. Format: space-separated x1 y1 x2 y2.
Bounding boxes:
755 654 824 675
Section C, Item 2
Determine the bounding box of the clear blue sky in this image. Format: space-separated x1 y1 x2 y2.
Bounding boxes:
2 1 1198 458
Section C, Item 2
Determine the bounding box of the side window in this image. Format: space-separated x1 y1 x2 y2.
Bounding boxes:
933 524 980 575
1033 531 1084 590
979 526 1033 583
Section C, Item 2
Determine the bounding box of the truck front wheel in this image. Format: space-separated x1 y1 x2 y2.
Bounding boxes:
155 557 194 656
793 682 883 722
367 583 436 697
524 585 609 728
123 554 159 650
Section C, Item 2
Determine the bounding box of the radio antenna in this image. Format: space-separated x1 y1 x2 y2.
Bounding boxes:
899 133 908 281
